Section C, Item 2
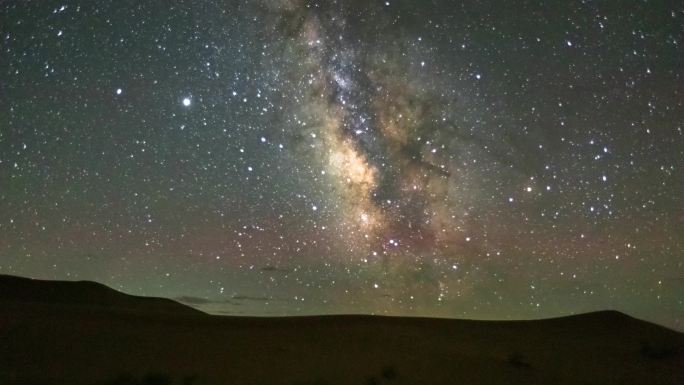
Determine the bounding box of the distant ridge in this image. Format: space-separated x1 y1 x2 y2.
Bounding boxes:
0 274 204 316
0 274 641 325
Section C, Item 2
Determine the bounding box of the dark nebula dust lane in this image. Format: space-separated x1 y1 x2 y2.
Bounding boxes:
1 1 683 329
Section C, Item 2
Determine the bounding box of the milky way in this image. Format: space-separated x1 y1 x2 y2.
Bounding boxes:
1 1 682 329
274 2 464 261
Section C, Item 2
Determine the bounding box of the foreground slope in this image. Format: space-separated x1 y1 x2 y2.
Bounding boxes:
0 275 682 385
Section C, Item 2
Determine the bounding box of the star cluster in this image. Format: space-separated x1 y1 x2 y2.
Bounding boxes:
1 1 682 329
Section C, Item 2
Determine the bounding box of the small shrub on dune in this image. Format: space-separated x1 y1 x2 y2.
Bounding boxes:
507 352 532 368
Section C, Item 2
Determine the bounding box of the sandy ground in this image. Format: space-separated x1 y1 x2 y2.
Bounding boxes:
1 275 683 385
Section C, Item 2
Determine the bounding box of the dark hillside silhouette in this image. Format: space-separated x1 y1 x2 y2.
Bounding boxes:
1 275 682 385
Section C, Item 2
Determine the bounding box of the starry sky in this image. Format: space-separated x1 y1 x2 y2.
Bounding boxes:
1 0 683 330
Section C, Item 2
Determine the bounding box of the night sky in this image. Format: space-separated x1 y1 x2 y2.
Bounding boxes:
1 1 683 330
